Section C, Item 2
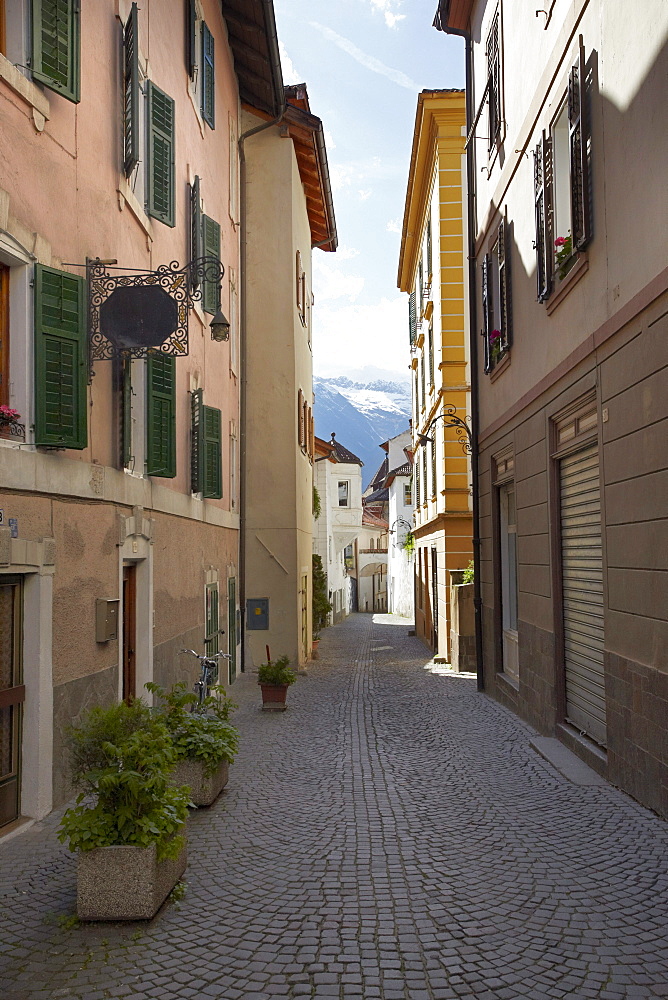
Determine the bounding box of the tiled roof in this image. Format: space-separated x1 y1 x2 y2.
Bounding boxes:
363 509 389 529
368 457 389 490
388 462 412 478
330 438 363 465
364 487 389 503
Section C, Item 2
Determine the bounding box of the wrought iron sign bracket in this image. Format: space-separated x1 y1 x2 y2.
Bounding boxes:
417 404 473 456
85 256 225 381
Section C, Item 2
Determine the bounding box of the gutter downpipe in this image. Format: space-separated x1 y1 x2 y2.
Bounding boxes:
434 13 484 692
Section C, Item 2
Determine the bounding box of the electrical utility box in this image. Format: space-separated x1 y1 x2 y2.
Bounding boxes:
246 598 269 630
96 598 119 642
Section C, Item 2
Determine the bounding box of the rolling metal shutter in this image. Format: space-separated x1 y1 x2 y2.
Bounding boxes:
560 442 606 746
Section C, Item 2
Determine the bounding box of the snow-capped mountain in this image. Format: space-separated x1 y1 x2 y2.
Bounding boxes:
313 374 411 488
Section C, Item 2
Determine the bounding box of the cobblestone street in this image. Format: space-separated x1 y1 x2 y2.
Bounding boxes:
1 613 667 1000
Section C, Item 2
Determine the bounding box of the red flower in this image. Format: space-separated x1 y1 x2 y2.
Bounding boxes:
554 236 566 247
490 329 501 343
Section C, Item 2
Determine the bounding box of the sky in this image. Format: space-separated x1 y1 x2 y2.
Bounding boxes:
273 0 465 384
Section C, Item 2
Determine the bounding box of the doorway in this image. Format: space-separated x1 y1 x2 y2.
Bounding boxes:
122 563 137 702
0 576 23 829
227 577 237 684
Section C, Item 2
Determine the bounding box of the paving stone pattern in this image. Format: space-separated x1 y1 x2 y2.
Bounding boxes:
1 613 667 1000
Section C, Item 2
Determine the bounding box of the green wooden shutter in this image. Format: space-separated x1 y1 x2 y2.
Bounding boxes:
498 218 511 351
201 22 215 129
569 39 591 250
481 252 492 374
190 387 203 493
190 176 203 288
202 405 222 499
202 215 221 314
147 83 175 227
31 0 80 103
146 353 176 477
34 264 87 449
123 3 139 177
186 0 196 78
121 356 132 467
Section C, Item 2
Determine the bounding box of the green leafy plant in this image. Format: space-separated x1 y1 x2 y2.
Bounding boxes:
402 529 415 557
146 682 239 777
312 553 332 639
258 655 297 686
554 233 575 280
58 700 189 861
313 485 322 520
462 559 475 584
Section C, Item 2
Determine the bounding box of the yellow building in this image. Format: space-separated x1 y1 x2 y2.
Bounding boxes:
397 90 472 660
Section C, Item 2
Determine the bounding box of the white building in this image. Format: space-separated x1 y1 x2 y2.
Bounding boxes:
356 510 389 614
313 434 363 623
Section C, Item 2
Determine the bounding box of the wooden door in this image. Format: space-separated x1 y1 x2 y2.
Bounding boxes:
0 577 23 829
122 564 137 702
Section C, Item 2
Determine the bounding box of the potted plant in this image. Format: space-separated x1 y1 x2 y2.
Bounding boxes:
147 681 239 807
258 655 296 711
58 699 190 921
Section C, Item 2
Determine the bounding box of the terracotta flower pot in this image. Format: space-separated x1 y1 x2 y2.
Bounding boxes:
311 639 320 660
259 682 288 712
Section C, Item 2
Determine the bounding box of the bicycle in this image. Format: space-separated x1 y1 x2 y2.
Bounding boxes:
180 647 232 711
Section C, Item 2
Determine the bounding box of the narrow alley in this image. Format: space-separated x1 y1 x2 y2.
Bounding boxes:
1 614 667 1000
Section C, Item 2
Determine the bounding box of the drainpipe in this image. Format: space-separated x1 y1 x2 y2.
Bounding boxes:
433 15 483 692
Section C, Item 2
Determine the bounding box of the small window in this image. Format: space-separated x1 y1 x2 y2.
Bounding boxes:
403 483 412 506
482 218 511 373
338 481 349 507
204 581 219 656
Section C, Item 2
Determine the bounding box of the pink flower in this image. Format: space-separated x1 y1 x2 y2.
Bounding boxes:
554 237 566 247
0 405 21 421
490 329 501 343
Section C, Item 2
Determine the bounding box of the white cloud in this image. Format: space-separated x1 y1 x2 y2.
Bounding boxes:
369 0 406 29
323 128 336 151
312 255 365 303
279 41 302 85
358 189 372 202
312 295 409 376
337 245 361 260
386 218 401 234
309 21 419 90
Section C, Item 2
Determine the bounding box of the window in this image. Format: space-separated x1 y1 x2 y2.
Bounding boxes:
499 482 518 681
118 355 132 468
338 481 349 507
403 483 412 507
34 264 87 449
190 176 203 285
31 0 80 103
296 251 306 325
420 349 426 407
204 580 219 656
190 388 222 498
482 217 511 373
147 82 175 227
426 217 432 279
202 215 221 313
229 425 237 510
422 448 427 504
431 440 437 498
200 21 214 128
428 321 434 388
123 4 139 177
297 387 304 447
535 38 591 301
0 263 8 409
415 457 421 507
418 256 424 312
486 10 501 153
146 352 176 477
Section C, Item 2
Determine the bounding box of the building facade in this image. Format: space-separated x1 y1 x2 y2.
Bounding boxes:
0 0 250 828
384 429 414 618
435 0 668 815
397 90 473 661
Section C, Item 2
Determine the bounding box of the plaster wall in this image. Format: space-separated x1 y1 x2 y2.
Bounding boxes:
242 116 314 669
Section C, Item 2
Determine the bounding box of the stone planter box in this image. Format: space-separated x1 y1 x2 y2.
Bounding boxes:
77 841 187 921
260 682 288 711
171 758 229 807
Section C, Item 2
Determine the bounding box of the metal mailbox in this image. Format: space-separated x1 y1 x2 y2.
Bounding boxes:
246 598 269 630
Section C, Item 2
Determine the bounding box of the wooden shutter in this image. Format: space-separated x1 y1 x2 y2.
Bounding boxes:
569 38 591 250
498 218 511 351
408 291 417 346
426 218 432 277
297 388 304 447
147 83 175 227
415 454 420 506
190 386 203 493
146 353 176 477
428 323 434 386
202 215 221 313
121 355 132 467
201 21 215 128
123 3 139 177
202 405 222 499
186 0 196 78
32 0 80 103
481 253 492 374
34 264 87 449
190 176 203 288
430 440 436 498
534 132 553 302
486 11 500 151
205 581 219 656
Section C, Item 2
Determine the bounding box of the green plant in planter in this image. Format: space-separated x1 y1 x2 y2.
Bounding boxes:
146 682 239 778
258 655 297 686
312 553 332 639
402 529 415 557
58 700 189 861
313 485 322 520
462 559 475 584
